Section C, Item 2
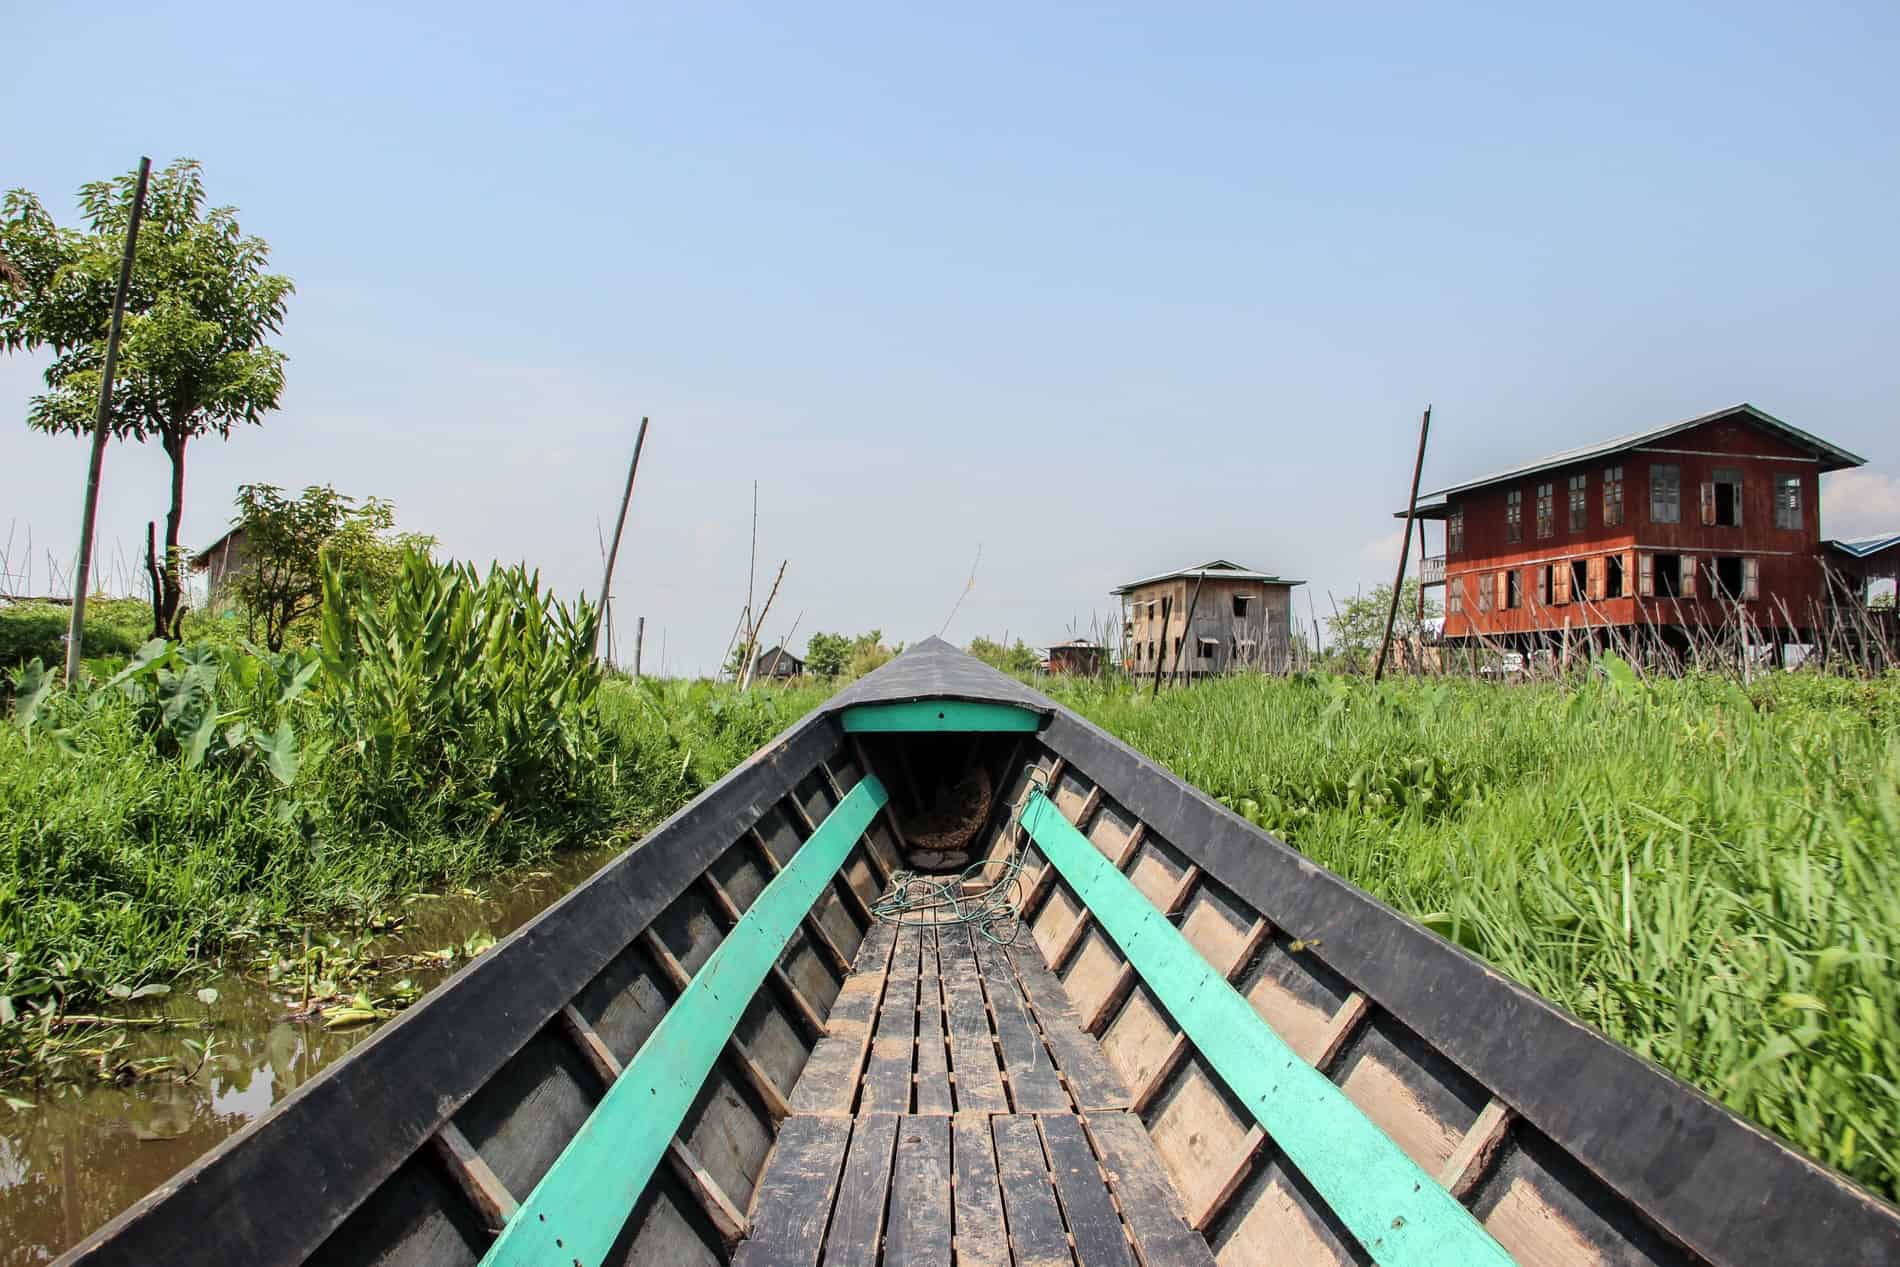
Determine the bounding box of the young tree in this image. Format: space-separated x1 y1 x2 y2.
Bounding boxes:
1325 580 1440 667
0 159 293 637
968 635 1040 675
229 484 431 649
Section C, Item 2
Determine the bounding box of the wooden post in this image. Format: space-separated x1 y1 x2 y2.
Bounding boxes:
634 616 645 679
1175 571 1209 687
1374 405 1432 682
737 561 786 690
595 417 649 662
65 157 151 684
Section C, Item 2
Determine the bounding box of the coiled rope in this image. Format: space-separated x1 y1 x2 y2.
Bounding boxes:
870 767 1051 946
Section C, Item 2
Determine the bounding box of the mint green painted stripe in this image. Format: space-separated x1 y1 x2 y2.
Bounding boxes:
1019 791 1515 1266
839 699 1041 733
482 775 889 1267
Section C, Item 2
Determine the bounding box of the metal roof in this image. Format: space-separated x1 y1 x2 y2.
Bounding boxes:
1111 559 1304 594
1407 404 1867 509
1823 532 1900 559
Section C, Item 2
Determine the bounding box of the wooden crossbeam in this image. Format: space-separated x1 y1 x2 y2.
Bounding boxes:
746 824 870 959
1082 864 1202 1035
553 1005 749 1246
637 928 796 1121
1440 1098 1517 1200
431 1122 516 1235
1129 918 1268 1115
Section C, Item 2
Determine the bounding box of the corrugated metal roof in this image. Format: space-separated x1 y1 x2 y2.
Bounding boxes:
1410 404 1866 507
1111 559 1304 594
1823 532 1900 558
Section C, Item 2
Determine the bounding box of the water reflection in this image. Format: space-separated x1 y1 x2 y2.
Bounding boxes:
0 845 620 1265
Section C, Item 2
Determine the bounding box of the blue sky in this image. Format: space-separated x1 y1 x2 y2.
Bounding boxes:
5 2 1897 671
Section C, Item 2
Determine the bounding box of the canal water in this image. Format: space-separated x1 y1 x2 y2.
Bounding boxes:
0 844 621 1265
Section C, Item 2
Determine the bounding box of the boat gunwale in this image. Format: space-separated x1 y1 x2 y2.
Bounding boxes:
59 709 848 1267
1035 703 1900 1264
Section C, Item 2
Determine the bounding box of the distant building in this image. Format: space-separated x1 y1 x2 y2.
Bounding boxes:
753 646 804 679
1824 532 1900 607
1046 639 1105 676
1114 560 1302 675
1404 403 1867 655
189 527 251 599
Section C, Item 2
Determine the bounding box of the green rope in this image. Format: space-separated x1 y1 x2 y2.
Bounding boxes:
870 768 1051 945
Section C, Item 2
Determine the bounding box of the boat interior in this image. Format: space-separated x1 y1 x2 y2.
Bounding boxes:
64 642 1900 1267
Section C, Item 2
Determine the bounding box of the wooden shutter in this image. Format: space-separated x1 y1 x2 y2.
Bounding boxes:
1495 571 1509 611
1699 481 1716 525
1638 553 1654 596
1553 563 1569 604
1680 555 1697 598
1743 557 1760 601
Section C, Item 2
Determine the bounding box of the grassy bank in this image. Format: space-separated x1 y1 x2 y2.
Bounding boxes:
0 563 834 1081
1051 668 1900 1201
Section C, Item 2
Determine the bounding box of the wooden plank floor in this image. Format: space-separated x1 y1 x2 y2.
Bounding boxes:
736 923 1214 1266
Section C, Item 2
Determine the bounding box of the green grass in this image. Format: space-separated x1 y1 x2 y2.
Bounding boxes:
0 597 151 672
1049 669 1900 1202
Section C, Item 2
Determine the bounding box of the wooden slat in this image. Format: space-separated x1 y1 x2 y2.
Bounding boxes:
848 738 910 869
1085 1112 1217 1267
1040 1114 1134 1267
861 927 919 1112
992 1115 1074 1267
789 926 897 1115
951 1113 1011 1267
1008 944 1132 1112
430 1122 516 1236
744 825 864 980
1019 790 1513 1267
1129 920 1268 1116
971 734 1029 857
913 933 954 1114
973 936 1069 1112
481 777 888 1267
1018 759 1069 917
638 928 796 1121
731 1115 853 1267
885 1115 954 1267
941 928 1009 1113
554 1004 749 1246
1439 1098 1516 1200
820 1113 900 1267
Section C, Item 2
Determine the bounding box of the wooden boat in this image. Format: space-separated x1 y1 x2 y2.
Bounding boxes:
62 638 1899 1265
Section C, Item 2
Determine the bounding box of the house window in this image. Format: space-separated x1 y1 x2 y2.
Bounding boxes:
1447 508 1464 556
1505 489 1523 543
1570 559 1588 604
1603 465 1624 526
1477 573 1494 612
1198 637 1218 660
1653 553 1683 598
1232 594 1251 618
1535 483 1554 539
1650 464 1680 524
1715 556 1744 598
1448 578 1463 615
1505 570 1522 609
1535 564 1553 606
1775 473 1802 530
1704 468 1743 527
1606 553 1625 598
1568 474 1587 531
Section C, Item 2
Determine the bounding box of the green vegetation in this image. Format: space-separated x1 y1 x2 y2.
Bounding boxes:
1048 667 1900 1201
0 557 830 1082
968 635 1041 675
802 629 898 678
1 597 150 672
2 158 293 634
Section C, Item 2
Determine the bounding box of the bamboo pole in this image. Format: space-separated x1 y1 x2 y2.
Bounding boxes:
1374 405 1432 682
634 615 645 679
738 561 786 690
594 417 649 662
66 157 151 684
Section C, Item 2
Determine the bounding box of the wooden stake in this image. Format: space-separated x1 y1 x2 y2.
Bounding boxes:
65 157 151 684
594 416 648 662
738 560 786 690
634 615 645 679
1374 405 1432 682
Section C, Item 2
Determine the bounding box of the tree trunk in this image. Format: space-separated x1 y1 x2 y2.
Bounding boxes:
159 428 188 637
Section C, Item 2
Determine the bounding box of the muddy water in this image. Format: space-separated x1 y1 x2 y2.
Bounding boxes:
0 844 622 1266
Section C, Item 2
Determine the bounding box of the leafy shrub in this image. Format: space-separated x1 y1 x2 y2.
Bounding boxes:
0 598 148 671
